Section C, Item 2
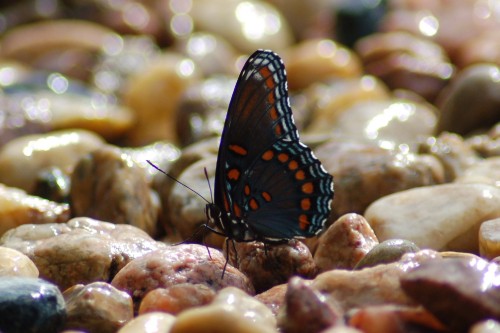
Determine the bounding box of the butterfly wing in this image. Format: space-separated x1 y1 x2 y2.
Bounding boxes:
214 50 334 241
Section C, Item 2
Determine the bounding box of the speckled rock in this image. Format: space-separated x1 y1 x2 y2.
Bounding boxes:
170 287 276 333
118 312 176 333
227 239 317 293
0 183 70 236
0 246 38 277
365 183 500 252
278 277 343 333
111 244 254 310
479 218 500 260
314 213 379 271
63 282 133 333
255 284 287 316
0 277 66 333
354 239 420 269
0 217 163 290
0 129 105 192
312 250 441 312
437 64 500 136
315 142 444 218
139 283 216 315
70 145 159 237
400 257 500 332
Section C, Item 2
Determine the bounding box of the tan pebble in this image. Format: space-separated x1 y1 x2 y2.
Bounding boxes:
479 218 500 260
470 319 500 333
0 129 105 192
285 39 363 90
0 246 38 277
365 183 500 252
0 183 70 236
455 157 500 188
118 312 176 333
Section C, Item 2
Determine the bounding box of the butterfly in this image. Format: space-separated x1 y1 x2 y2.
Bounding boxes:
205 50 334 243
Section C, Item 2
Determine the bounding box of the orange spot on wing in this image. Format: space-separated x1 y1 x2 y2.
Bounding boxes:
223 193 230 212
262 150 274 161
233 203 242 218
244 184 251 196
227 168 240 181
229 144 248 156
249 198 259 211
270 107 278 120
301 182 314 194
278 153 289 163
301 198 311 210
295 170 305 180
288 160 298 170
260 67 274 89
275 123 283 136
299 214 310 230
262 191 272 202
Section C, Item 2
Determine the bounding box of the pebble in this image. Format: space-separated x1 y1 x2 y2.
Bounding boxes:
400 257 500 332
479 218 500 260
139 283 216 315
0 129 105 192
436 64 500 136
226 239 317 293
170 287 276 333
111 244 254 310
0 277 66 333
456 31 500 68
354 239 420 269
0 217 163 290
277 277 343 333
32 167 71 203
365 183 500 252
455 156 500 188
63 282 133 333
0 246 38 277
0 183 70 236
284 39 363 91
70 145 159 237
315 142 444 218
118 312 176 333
470 320 500 333
314 213 379 271
254 284 287 316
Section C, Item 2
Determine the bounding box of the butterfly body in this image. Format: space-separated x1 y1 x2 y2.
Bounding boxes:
207 50 334 243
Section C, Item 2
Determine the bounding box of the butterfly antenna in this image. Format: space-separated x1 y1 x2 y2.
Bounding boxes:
204 167 214 204
147 160 210 204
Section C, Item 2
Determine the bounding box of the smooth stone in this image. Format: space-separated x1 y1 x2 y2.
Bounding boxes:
365 183 500 252
170 287 276 333
479 218 500 260
111 244 254 310
0 246 38 277
226 239 316 293
354 239 420 269
63 282 133 333
0 183 70 237
118 312 176 333
0 217 163 290
70 145 158 237
456 31 500 68
400 257 500 332
0 277 66 333
326 98 437 150
284 39 363 91
189 0 293 53
315 142 444 218
139 283 216 315
314 213 379 271
277 277 342 333
311 250 440 312
436 64 500 136
0 129 105 192
455 156 500 188
470 319 500 333
124 52 200 146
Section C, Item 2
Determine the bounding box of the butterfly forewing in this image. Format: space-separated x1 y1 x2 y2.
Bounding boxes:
213 50 334 242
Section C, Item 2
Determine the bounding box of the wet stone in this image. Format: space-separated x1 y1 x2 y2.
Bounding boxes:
0 217 163 290
118 312 176 333
0 277 66 333
0 246 38 277
354 239 420 269
63 282 133 333
227 239 317 293
314 213 379 271
70 145 159 237
400 257 500 332
32 167 71 203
